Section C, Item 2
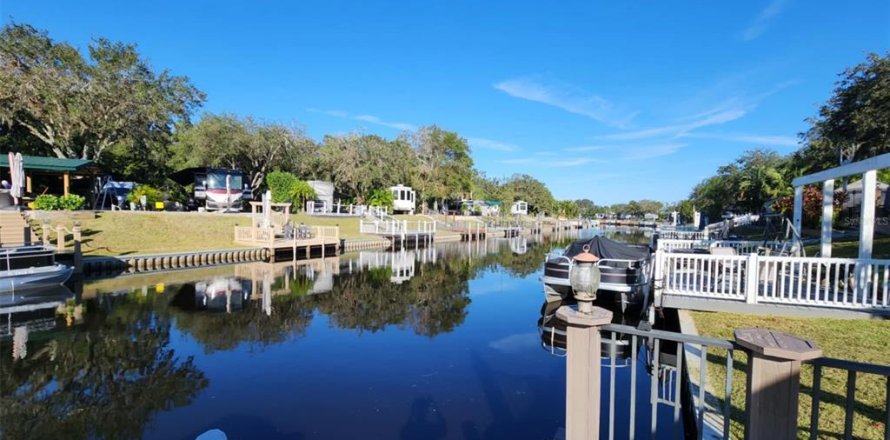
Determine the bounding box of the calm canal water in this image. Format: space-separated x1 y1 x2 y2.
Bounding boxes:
1 228 686 440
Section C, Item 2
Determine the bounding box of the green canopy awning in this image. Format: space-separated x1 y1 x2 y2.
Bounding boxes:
0 154 95 172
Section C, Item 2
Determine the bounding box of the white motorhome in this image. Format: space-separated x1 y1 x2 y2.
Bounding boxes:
390 184 416 214
511 200 528 216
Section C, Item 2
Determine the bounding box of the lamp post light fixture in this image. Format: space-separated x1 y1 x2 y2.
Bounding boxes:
570 244 601 314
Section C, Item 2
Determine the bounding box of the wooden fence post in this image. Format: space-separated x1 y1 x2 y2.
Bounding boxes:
556 305 613 440
56 225 65 251
72 222 82 275
735 329 821 440
42 219 50 245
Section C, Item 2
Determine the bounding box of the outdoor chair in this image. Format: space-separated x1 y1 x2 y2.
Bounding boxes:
707 246 742 293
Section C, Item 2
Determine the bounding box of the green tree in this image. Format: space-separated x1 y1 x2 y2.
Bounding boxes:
171 114 308 193
692 149 789 218
0 23 204 183
405 126 474 209
793 52 890 174
504 174 554 215
265 170 316 210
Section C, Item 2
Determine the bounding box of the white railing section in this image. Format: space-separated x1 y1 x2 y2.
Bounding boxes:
359 219 437 236
655 250 890 310
658 230 710 240
659 251 749 301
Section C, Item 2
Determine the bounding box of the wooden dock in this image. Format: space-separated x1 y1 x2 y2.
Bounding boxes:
235 224 340 262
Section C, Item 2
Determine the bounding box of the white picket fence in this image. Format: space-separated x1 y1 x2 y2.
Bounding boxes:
655 250 890 310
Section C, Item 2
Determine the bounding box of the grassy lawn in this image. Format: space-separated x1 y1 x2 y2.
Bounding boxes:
803 236 890 259
732 223 890 258
691 311 890 439
29 211 459 256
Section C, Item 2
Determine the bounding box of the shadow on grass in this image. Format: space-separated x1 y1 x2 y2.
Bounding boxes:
704 351 888 439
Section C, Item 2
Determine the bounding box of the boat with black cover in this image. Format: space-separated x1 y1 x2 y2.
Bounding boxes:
541 235 652 311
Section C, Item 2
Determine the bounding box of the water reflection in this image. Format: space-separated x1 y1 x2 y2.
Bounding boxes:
2 229 665 440
0 287 207 440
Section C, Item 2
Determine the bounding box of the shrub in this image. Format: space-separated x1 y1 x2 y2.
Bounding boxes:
58 194 86 211
34 194 60 210
265 171 316 210
127 185 163 206
266 171 298 203
368 188 394 208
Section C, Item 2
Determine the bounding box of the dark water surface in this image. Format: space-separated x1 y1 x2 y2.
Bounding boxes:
1 229 682 440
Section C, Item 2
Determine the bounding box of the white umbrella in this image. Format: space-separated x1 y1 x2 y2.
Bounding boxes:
12 153 24 199
224 174 232 212
262 190 271 228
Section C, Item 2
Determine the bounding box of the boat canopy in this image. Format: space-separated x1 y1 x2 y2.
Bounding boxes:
564 236 649 261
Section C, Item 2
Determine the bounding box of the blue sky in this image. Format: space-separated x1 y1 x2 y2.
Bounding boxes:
3 1 888 204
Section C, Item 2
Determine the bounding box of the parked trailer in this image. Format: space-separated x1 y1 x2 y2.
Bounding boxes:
172 167 252 212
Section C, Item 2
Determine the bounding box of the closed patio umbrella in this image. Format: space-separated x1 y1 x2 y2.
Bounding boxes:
7 152 24 204
262 190 271 228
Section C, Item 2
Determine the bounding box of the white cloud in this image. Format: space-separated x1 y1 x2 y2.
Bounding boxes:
681 132 798 147
494 76 637 128
596 109 748 142
353 114 417 131
739 0 789 41
594 81 794 142
466 137 519 152
306 108 417 132
500 156 600 167
621 143 686 160
562 145 609 153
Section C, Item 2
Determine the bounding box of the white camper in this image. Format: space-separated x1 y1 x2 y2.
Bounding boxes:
511 200 528 216
390 184 416 214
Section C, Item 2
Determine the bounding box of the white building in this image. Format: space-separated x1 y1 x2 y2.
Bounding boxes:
307 180 334 213
390 184 416 214
511 201 528 216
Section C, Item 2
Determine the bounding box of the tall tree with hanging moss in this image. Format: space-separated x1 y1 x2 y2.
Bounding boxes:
404 125 474 210
0 23 205 182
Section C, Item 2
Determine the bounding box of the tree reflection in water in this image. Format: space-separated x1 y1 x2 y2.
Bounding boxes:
0 293 207 440
169 280 315 353
0 232 599 439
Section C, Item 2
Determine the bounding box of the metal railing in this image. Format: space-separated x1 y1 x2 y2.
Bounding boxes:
562 316 890 439
600 323 736 440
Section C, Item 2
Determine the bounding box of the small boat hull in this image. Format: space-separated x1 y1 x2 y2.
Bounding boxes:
542 256 650 313
0 264 74 294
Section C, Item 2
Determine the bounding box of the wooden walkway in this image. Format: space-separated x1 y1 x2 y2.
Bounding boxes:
235 225 340 261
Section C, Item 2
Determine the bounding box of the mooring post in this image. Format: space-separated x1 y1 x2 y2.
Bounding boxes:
56 225 65 251
556 305 613 440
735 329 821 440
72 221 82 275
42 219 50 245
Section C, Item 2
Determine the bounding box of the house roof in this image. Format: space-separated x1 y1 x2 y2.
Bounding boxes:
0 154 95 173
